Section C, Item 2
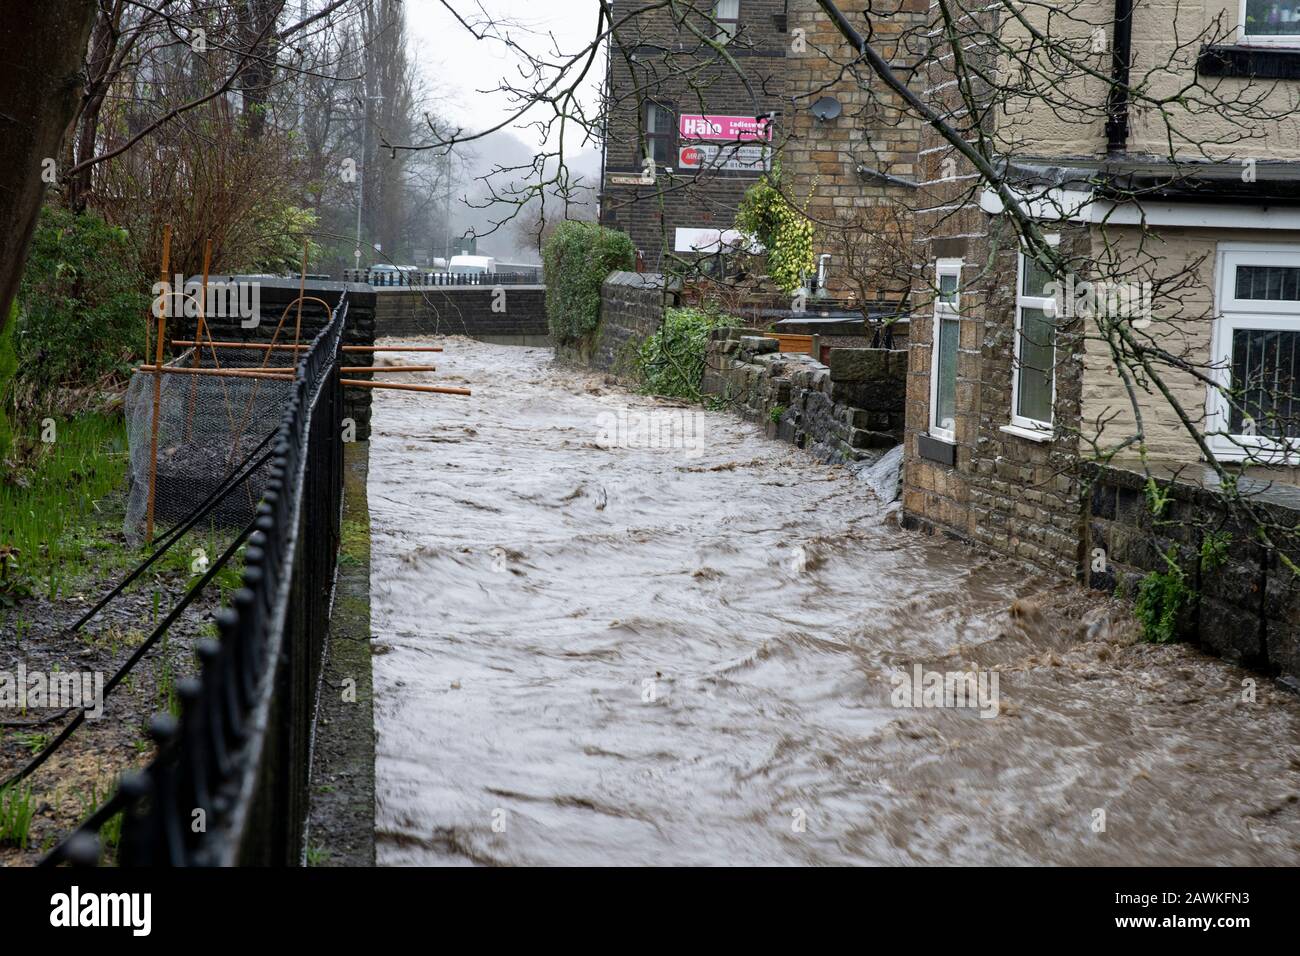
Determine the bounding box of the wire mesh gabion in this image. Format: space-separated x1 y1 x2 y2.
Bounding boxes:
124 347 296 542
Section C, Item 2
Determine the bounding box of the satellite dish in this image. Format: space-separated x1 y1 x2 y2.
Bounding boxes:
811 96 842 121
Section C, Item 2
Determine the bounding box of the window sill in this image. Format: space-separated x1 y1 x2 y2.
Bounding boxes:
1207 441 1300 465
1197 44 1300 80
917 432 957 465
1000 423 1053 443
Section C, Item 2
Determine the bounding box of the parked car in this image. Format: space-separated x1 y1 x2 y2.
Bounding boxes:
368 263 419 286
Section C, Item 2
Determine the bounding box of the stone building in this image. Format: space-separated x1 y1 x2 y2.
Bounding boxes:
598 0 790 270
780 0 925 305
599 0 928 340
896 0 1300 678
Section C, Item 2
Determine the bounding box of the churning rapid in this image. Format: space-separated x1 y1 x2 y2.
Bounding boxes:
369 338 1300 866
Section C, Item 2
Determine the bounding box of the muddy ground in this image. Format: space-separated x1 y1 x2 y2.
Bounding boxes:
0 491 232 866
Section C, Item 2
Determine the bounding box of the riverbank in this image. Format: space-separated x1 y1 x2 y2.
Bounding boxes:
0 410 236 865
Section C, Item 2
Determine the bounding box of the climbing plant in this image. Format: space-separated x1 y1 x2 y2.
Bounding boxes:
735 164 815 297
1133 531 1233 644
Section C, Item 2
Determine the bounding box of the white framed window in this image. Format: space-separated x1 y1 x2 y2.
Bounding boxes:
1010 237 1059 437
644 101 675 166
1208 243 1300 462
929 258 963 442
1239 0 1300 46
714 0 740 42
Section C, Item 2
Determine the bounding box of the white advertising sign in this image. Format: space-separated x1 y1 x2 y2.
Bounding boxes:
678 143 771 173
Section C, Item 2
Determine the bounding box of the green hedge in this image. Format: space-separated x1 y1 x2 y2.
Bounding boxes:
16 206 148 394
542 221 635 345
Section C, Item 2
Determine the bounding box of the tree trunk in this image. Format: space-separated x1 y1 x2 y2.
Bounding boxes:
239 0 283 140
0 0 99 332
67 5 119 214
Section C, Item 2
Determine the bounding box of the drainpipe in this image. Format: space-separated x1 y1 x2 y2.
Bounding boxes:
1105 0 1134 155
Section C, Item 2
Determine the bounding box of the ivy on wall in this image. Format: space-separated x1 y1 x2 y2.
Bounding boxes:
542 221 636 346
735 164 815 297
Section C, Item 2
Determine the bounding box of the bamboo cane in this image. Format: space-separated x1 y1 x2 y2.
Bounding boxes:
138 365 472 396
170 341 444 353
292 240 308 351
138 365 293 381
339 379 471 396
142 364 439 375
184 241 214 441
145 224 172 545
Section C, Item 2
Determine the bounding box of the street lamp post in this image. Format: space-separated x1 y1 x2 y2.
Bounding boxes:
355 92 384 273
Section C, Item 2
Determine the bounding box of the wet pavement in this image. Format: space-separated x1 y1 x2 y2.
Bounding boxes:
369 337 1300 866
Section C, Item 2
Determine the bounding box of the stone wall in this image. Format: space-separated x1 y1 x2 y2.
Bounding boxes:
556 271 672 378
1085 462 1300 687
371 286 548 344
901 2 1089 579
701 327 906 463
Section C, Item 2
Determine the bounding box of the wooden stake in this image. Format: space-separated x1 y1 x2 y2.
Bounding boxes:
338 345 445 353
170 341 445 353
138 365 472 396
145 224 172 545
184 240 214 440
338 365 436 373
339 379 471 396
140 364 439 376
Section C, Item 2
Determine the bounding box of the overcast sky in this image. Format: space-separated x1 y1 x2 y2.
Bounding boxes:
406 0 604 159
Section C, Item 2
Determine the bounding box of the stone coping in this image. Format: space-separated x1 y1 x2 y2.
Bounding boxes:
1084 459 1300 513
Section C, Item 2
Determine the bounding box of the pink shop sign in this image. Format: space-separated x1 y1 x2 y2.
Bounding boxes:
678 113 773 142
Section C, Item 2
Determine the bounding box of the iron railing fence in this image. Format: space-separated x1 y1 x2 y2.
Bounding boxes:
43 293 348 867
342 268 540 286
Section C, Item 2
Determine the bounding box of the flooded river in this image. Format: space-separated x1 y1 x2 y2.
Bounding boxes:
370 338 1300 866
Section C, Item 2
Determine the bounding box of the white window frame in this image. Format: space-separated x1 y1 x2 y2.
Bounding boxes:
929 258 963 443
1208 242 1300 463
713 0 741 42
1238 0 1300 47
1009 235 1059 437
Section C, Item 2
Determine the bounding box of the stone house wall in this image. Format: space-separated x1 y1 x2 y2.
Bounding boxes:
782 0 926 301
1080 225 1300 464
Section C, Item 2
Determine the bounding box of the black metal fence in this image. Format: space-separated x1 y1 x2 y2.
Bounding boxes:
342 267 540 286
44 294 348 867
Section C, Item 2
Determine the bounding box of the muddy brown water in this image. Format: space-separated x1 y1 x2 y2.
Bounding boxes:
369 338 1300 866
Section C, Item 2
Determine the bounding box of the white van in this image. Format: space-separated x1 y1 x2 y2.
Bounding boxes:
448 255 496 275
